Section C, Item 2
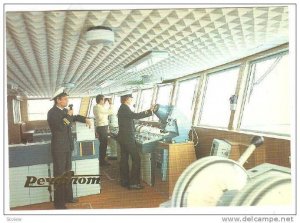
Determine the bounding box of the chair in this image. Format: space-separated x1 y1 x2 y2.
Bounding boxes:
20 122 34 143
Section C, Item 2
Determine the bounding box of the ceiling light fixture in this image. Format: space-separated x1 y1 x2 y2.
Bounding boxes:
62 82 76 89
98 80 116 88
85 26 115 45
124 51 169 73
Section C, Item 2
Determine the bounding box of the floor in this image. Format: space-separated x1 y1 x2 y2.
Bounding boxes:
11 160 169 210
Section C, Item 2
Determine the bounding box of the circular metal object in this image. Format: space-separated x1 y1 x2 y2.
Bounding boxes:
171 156 249 207
229 172 292 206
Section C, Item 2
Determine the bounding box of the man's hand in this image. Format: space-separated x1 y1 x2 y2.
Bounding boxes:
108 98 113 105
67 109 73 116
150 105 155 113
85 118 92 129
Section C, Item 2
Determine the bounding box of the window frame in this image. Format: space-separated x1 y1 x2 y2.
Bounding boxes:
112 94 121 112
237 51 290 136
87 97 96 118
27 98 54 121
12 99 22 124
174 77 199 121
131 90 140 112
67 97 82 115
155 83 174 106
197 65 241 128
137 88 154 112
100 45 290 139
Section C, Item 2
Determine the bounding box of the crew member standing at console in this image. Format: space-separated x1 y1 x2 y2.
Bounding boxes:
93 94 114 167
117 93 154 190
47 88 92 209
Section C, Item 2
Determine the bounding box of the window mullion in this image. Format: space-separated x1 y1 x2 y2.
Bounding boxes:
229 62 249 130
197 74 208 125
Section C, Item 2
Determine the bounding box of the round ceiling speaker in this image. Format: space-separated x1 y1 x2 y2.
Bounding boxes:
85 26 115 45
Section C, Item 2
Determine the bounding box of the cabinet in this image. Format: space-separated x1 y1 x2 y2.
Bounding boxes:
72 158 101 197
154 141 196 197
9 140 101 208
141 152 153 186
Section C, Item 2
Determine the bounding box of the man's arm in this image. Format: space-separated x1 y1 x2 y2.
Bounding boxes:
107 99 114 115
67 109 92 128
108 105 114 115
93 105 98 118
121 105 153 120
73 115 92 128
72 114 87 123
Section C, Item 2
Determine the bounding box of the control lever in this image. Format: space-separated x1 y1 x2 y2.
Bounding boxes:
250 136 264 147
237 136 264 166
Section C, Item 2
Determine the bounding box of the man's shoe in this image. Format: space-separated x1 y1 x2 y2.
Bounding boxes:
67 198 79 203
128 184 144 190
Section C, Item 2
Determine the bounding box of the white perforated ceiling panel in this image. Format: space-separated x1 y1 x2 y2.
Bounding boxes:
6 7 289 97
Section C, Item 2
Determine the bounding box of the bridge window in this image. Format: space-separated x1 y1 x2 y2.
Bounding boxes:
156 84 173 105
27 98 81 121
137 88 154 120
199 67 240 128
27 99 53 121
175 78 198 120
67 98 81 115
240 52 290 136
113 95 121 113
131 91 139 112
138 88 154 112
153 84 173 121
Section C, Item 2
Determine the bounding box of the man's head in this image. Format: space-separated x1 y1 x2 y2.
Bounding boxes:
96 94 105 105
121 94 133 105
54 92 69 108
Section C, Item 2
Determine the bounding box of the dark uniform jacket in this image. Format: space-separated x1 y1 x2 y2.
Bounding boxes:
117 104 152 144
47 106 86 153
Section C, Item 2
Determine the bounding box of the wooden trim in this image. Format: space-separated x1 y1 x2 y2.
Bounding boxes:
193 126 290 168
79 97 90 117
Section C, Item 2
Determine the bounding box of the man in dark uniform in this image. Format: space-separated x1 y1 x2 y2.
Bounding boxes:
117 93 154 190
47 89 91 209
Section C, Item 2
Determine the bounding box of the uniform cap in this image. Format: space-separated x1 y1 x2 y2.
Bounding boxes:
51 87 68 100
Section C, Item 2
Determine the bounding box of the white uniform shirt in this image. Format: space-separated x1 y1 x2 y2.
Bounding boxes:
93 104 114 127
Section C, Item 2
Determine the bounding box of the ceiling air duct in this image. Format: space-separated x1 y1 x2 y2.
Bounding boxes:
85 26 115 45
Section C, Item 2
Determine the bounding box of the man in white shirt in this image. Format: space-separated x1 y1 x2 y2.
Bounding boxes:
93 94 114 166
